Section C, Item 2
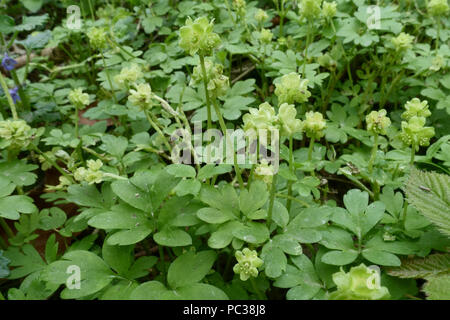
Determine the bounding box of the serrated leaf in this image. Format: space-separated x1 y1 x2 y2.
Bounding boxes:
387 254 450 279
405 168 450 237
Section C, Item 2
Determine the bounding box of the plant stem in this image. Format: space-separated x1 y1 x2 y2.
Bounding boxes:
199 54 212 130
0 72 18 119
267 174 278 227
159 246 166 284
100 53 117 103
308 137 315 161
0 235 7 250
29 144 74 183
0 218 14 238
368 134 379 174
144 109 172 152
410 142 416 165
286 136 294 212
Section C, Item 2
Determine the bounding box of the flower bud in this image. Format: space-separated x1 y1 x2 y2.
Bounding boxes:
400 116 435 150
322 1 337 19
191 59 229 98
74 159 104 184
255 9 269 24
365 109 391 135
243 102 279 133
299 0 322 20
303 111 326 139
68 88 90 108
0 119 34 150
427 0 449 16
329 264 390 300
87 27 107 50
115 64 143 88
179 17 221 56
278 103 303 137
274 72 311 105
233 248 263 281
401 98 431 121
390 32 414 52
128 83 153 109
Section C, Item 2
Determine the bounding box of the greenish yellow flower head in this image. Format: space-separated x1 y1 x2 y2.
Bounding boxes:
317 53 337 71
274 72 311 105
278 103 303 137
401 98 431 121
68 88 90 108
233 248 263 281
259 28 273 44
115 64 143 88
299 0 323 20
243 102 279 133
303 111 326 139
391 32 414 52
87 27 107 50
74 159 104 184
329 264 390 300
430 54 445 71
322 1 337 19
255 9 269 24
400 116 435 150
365 109 391 135
0 119 33 150
190 59 229 98
128 83 153 109
233 0 246 17
254 161 275 185
427 0 449 16
179 17 221 56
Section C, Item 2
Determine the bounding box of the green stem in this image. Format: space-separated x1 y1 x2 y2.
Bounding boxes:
0 72 18 119
74 106 79 139
199 54 212 130
368 134 379 174
410 142 416 165
276 193 310 207
267 174 278 227
0 235 7 250
144 109 172 152
286 136 294 212
0 218 14 238
29 144 74 183
100 53 117 103
308 137 315 161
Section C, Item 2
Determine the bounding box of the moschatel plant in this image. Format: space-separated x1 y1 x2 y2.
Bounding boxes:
0 0 449 301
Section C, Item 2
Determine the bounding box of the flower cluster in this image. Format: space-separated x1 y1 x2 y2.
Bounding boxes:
365 109 391 135
427 0 449 16
258 29 273 44
401 98 431 121
190 59 229 98
74 159 104 184
255 9 269 24
329 264 390 300
179 17 221 56
303 111 326 139
68 88 90 108
243 102 279 133
299 0 323 20
1 53 17 71
274 73 311 105
390 32 414 52
0 119 34 150
128 83 153 110
233 248 263 281
87 27 107 50
254 161 275 185
322 1 337 19
115 64 143 88
233 0 246 17
278 103 303 137
400 98 435 150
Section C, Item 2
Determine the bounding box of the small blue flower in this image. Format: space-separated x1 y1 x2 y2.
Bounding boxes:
2 53 17 71
9 87 20 103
